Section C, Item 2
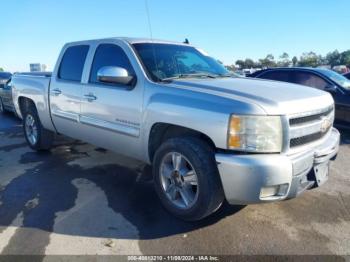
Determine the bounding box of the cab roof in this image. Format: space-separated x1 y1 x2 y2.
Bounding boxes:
66 37 192 46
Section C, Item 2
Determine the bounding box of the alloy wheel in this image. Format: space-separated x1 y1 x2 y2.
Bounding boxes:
159 152 199 209
25 114 38 145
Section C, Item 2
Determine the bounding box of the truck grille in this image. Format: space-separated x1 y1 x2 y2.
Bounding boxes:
289 107 333 126
290 127 331 148
288 106 334 149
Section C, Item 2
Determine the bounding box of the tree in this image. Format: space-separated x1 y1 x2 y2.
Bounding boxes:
278 52 290 67
244 58 255 68
340 50 350 67
266 54 274 60
0 68 3 72
235 59 245 69
298 52 320 67
259 54 276 68
232 49 350 70
225 64 236 71
318 55 328 66
326 50 341 68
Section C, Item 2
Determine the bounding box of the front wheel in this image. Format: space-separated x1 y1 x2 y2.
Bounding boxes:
23 104 54 151
153 137 224 221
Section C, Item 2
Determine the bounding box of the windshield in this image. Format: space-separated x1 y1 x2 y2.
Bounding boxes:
133 43 230 82
318 69 350 90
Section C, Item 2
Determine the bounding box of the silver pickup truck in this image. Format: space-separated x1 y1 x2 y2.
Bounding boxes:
12 37 340 220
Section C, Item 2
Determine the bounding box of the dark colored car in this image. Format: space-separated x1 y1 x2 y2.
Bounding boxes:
0 72 16 114
250 67 350 127
344 72 350 80
0 72 11 88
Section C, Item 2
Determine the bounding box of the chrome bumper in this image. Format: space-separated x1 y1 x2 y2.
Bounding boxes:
215 128 340 205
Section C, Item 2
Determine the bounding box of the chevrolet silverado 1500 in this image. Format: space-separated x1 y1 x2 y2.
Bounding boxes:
11 38 340 220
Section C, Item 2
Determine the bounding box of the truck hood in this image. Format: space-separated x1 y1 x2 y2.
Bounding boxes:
169 77 334 115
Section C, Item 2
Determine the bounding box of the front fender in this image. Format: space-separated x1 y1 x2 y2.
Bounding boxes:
141 92 239 162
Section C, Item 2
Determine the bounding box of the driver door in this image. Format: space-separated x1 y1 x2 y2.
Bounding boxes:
79 42 144 158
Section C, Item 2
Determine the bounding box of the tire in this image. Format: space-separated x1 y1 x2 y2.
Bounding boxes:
0 98 4 114
153 137 224 221
22 103 54 151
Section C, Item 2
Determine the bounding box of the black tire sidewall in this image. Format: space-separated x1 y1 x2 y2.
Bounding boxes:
153 137 224 221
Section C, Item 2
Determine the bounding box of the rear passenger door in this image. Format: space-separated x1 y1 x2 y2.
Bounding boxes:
50 44 89 138
79 42 144 158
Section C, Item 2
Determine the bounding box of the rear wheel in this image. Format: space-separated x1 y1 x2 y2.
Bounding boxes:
153 137 224 221
23 103 54 151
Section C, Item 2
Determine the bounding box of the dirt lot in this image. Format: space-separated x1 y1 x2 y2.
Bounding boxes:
0 113 349 257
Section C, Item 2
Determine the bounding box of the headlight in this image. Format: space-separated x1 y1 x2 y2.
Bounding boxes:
228 115 283 152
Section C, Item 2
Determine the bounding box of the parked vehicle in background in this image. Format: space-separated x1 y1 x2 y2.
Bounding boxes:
11 38 339 220
250 67 350 127
242 68 261 76
232 70 245 77
0 72 15 114
333 65 349 74
0 72 12 87
344 72 350 80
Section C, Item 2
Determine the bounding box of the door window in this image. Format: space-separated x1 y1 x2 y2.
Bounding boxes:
58 45 89 82
259 71 291 82
89 44 135 84
292 72 328 90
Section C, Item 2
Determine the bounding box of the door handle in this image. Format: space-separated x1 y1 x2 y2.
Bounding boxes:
84 93 97 102
51 88 62 96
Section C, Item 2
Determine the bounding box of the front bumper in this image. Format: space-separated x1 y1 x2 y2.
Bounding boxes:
216 128 340 205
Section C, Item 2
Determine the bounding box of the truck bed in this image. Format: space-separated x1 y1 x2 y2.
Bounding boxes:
12 73 56 132
15 72 52 77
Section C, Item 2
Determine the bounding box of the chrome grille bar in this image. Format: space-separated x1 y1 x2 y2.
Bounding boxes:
287 105 334 150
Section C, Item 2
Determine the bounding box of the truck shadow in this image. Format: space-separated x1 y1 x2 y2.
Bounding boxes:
0 115 245 254
0 149 244 239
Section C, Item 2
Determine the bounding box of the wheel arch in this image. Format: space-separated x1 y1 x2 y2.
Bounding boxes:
18 96 36 117
148 122 216 162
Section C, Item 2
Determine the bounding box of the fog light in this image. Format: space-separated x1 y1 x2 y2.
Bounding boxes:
260 184 289 199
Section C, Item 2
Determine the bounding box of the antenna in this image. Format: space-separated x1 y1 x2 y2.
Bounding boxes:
145 0 154 41
144 0 159 80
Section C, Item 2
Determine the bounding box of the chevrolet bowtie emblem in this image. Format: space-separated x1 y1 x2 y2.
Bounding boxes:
320 117 331 133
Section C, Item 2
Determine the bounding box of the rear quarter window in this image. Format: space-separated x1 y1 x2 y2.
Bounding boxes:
58 45 89 82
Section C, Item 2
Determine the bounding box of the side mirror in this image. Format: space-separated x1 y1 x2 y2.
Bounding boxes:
324 84 337 93
97 66 134 86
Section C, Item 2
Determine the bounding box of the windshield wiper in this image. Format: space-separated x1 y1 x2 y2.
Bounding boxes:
161 73 218 82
